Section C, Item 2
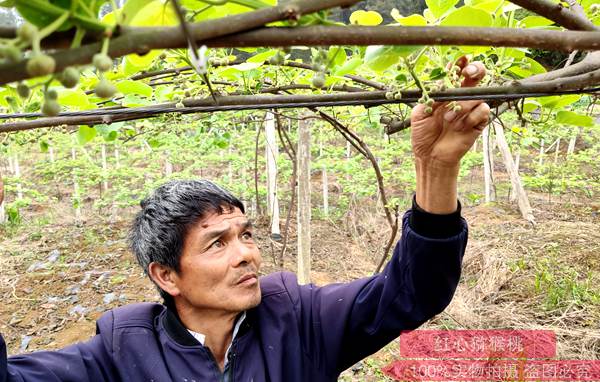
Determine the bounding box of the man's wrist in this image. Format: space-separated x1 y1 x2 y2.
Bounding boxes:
415 158 460 214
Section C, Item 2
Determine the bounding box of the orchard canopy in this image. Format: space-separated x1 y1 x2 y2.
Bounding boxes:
0 0 598 134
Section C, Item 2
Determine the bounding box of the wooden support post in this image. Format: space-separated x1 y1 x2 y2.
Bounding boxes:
538 138 545 169
14 154 22 200
482 125 496 203
0 171 5 224
114 147 120 167
71 148 81 219
49 147 55 162
265 111 281 238
165 151 173 176
297 115 311 285
554 138 561 164
493 122 535 224
567 131 577 156
101 144 108 192
320 140 328 216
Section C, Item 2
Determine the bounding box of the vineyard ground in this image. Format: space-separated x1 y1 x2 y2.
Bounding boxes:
1 170 599 381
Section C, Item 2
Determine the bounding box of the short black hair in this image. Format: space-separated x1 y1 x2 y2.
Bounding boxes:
129 179 245 300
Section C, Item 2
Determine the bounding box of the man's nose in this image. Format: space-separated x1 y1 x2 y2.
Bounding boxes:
229 239 257 267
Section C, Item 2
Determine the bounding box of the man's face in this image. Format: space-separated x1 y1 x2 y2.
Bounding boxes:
170 207 262 313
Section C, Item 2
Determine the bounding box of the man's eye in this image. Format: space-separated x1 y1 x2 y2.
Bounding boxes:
242 232 253 240
210 240 224 249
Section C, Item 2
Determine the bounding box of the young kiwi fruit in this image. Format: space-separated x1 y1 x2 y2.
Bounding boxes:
42 100 61 116
26 54 56 77
93 53 113 72
59 67 80 88
95 78 117 99
17 83 30 99
312 73 326 89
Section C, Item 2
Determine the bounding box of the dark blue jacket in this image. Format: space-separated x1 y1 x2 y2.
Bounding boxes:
1 211 467 381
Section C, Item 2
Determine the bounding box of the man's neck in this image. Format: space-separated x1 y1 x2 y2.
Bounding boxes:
175 301 239 370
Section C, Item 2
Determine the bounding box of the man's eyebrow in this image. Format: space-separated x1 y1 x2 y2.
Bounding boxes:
201 220 253 241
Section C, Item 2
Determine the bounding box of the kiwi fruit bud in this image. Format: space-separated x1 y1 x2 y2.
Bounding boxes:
26 54 56 77
42 100 61 116
312 73 326 89
426 99 434 107
93 53 113 72
95 78 116 99
3 46 22 62
453 105 462 113
17 23 38 43
418 97 426 104
46 89 58 101
385 92 394 100
424 106 433 115
59 67 79 88
394 92 402 100
17 83 30 99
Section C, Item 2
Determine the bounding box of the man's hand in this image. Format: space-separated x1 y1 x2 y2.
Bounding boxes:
410 57 490 214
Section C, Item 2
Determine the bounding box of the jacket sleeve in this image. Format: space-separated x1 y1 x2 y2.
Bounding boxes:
283 209 468 378
1 328 116 381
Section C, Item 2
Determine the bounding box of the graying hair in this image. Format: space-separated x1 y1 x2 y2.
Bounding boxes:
129 179 244 300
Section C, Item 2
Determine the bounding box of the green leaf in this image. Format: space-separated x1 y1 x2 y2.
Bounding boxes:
537 95 581 109
39 140 49 153
364 44 421 72
328 46 347 68
349 10 383 25
523 100 541 113
115 80 153 97
556 111 594 127
465 0 503 13
119 0 154 25
96 123 123 142
520 15 555 28
426 0 459 19
121 94 152 108
440 6 493 27
77 125 96 145
148 138 163 148
230 62 262 71
247 50 278 64
390 11 427 26
334 57 362 76
58 89 91 109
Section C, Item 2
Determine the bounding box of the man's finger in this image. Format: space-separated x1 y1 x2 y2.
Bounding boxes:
461 61 486 88
442 100 484 124
462 103 491 131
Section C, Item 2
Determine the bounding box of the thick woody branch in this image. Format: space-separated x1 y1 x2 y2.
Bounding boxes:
3 25 600 85
0 0 361 85
507 0 598 31
203 25 600 51
1 70 598 133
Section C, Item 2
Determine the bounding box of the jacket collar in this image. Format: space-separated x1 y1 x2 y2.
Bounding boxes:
162 302 254 347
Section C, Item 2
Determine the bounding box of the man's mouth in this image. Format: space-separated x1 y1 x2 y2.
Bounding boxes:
236 273 258 286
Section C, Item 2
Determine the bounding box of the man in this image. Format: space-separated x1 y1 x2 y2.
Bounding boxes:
0 58 489 381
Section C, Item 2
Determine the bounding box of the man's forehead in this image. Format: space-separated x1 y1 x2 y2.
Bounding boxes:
199 208 247 228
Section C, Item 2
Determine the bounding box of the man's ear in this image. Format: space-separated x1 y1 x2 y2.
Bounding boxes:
148 262 181 298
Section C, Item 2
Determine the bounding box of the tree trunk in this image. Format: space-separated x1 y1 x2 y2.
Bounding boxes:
297 116 311 285
320 140 328 216
482 126 496 203
101 144 108 193
538 138 544 169
72 148 81 219
510 147 521 202
493 122 535 224
114 147 120 167
14 154 22 200
165 151 173 176
265 111 281 238
567 130 578 156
